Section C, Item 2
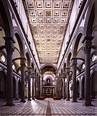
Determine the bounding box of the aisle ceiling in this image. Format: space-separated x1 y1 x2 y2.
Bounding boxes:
25 0 73 64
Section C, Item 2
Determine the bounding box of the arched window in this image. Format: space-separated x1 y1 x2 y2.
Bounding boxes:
82 64 85 70
0 54 6 63
92 54 97 62
76 70 79 75
12 64 16 70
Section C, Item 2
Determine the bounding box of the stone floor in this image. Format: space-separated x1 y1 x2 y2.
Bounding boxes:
0 98 97 116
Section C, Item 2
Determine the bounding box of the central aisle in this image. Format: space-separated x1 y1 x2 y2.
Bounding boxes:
0 98 96 116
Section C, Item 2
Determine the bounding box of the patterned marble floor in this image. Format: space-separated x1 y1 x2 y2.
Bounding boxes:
0 98 97 116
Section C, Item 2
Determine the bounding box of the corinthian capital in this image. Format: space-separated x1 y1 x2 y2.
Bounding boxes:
3 37 15 53
82 36 94 54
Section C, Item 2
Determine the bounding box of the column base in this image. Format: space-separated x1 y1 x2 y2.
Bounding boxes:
84 102 93 106
28 98 31 101
78 97 84 100
72 100 77 102
15 97 19 100
32 97 35 100
20 100 26 103
63 97 66 99
5 102 15 106
66 98 70 101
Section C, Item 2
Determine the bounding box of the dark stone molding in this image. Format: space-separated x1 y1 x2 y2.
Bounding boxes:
83 36 93 106
8 0 40 72
27 66 32 101
13 26 25 57
0 0 13 37
3 37 15 106
0 62 21 79
75 63 97 79
71 58 77 102
84 0 95 35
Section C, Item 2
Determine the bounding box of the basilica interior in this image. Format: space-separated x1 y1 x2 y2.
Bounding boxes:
0 0 97 115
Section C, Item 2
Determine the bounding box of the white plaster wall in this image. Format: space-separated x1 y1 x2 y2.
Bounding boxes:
13 0 40 68
58 0 79 67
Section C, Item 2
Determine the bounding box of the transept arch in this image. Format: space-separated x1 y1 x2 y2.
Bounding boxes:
40 64 57 75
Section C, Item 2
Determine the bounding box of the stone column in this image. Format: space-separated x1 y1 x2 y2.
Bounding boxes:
79 76 84 100
42 88 44 96
15 77 19 100
35 76 37 99
42 78 44 96
66 68 70 101
62 78 65 99
57 78 61 97
35 78 38 99
35 77 40 99
34 75 39 99
20 58 26 102
40 76 43 97
60 79 62 98
83 36 93 106
32 73 35 100
37 77 40 98
62 75 66 99
28 67 32 101
3 37 15 106
72 58 77 102
54 78 57 96
79 77 82 99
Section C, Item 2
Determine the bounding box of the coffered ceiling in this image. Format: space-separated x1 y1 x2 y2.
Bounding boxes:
25 0 73 64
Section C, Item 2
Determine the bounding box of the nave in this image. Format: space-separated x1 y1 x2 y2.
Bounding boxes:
0 0 97 115
0 98 97 116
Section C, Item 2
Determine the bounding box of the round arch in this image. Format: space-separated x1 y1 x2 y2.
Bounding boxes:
26 53 30 67
67 52 72 66
84 0 95 36
0 27 5 47
13 26 25 57
72 27 84 57
43 74 54 81
40 64 57 75
63 63 66 72
0 0 13 37
31 62 34 69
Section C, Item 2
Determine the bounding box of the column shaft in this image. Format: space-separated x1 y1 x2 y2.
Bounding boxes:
85 50 91 105
62 77 66 99
40 77 42 97
28 67 31 100
79 77 83 100
3 37 15 106
35 77 37 99
15 78 19 99
37 77 40 98
72 58 77 102
83 36 93 106
20 58 26 102
32 76 34 100
64 78 66 99
66 75 70 101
